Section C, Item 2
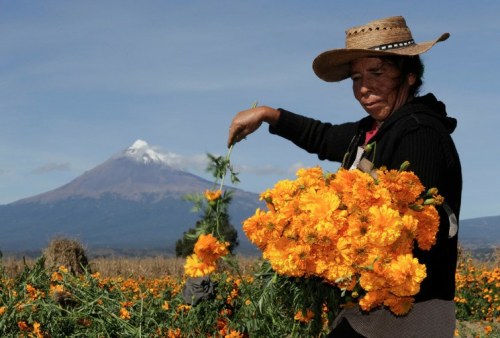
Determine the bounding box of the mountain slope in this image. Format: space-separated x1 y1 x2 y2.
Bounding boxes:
459 215 500 250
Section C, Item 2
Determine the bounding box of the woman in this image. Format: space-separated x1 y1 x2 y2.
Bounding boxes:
228 16 462 337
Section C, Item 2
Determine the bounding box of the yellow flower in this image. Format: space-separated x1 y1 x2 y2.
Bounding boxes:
51 271 63 282
58 265 69 273
377 169 424 206
26 284 38 300
383 295 414 316
367 204 403 246
204 189 222 201
33 322 44 338
184 254 216 277
167 328 182 337
386 254 427 297
194 233 229 264
412 206 440 250
225 330 244 338
119 307 131 320
294 308 315 323
17 321 29 331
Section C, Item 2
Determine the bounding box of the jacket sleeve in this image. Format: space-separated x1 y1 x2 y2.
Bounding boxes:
268 108 359 163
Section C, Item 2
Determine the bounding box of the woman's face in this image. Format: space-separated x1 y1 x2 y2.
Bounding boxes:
350 57 413 122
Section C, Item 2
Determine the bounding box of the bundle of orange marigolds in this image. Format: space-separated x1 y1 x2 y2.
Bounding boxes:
242 164 443 315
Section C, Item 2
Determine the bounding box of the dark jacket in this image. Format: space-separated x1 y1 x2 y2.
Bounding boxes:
269 93 462 302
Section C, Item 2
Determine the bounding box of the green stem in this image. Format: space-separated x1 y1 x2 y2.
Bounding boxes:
214 101 258 238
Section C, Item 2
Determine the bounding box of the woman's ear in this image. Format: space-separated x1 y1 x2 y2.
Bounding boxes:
407 73 417 86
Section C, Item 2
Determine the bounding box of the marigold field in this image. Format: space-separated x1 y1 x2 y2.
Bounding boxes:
0 249 498 337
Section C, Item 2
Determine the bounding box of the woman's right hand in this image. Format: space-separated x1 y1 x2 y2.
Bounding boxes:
227 106 280 147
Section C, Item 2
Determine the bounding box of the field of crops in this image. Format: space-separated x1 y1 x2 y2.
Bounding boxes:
0 249 498 337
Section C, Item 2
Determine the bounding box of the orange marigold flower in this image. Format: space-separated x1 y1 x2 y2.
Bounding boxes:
176 304 192 313
162 300 170 311
58 265 69 273
51 271 63 282
49 284 65 297
17 321 30 331
26 284 38 300
367 204 403 246
225 329 245 338
167 328 182 338
33 322 44 338
294 308 315 323
184 254 216 277
386 254 427 297
359 290 387 312
411 206 440 250
383 295 414 316
377 169 424 206
0 306 6 316
204 189 222 201
194 233 229 262
119 307 131 320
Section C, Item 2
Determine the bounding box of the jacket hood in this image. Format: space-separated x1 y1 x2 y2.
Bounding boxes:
381 93 457 134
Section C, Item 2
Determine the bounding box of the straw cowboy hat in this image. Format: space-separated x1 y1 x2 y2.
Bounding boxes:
313 16 450 82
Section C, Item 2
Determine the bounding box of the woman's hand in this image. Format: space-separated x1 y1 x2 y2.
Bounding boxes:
227 106 280 147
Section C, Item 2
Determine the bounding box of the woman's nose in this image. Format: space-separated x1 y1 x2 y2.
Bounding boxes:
359 79 371 95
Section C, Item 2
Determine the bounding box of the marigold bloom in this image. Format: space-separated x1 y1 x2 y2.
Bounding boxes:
58 265 69 273
384 295 414 315
194 233 229 263
33 322 44 338
204 189 222 201
119 307 131 320
0 306 6 316
184 253 216 277
224 330 245 338
294 308 315 323
17 321 29 331
51 271 63 282
26 284 38 300
167 328 182 338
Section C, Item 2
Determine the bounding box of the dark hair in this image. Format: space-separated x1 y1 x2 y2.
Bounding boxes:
382 55 425 97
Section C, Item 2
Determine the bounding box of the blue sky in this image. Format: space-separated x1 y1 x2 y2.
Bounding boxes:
0 1 499 220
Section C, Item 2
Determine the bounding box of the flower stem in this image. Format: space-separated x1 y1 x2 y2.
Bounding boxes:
214 101 258 238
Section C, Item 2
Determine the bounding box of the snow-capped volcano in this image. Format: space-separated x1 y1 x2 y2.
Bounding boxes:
124 139 169 165
14 139 213 203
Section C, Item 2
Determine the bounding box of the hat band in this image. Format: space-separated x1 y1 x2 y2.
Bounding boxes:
370 39 415 51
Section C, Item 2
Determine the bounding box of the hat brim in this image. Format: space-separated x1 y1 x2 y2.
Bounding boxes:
312 33 449 82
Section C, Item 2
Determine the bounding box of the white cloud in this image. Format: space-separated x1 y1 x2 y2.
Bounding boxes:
161 152 209 172
31 162 71 175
